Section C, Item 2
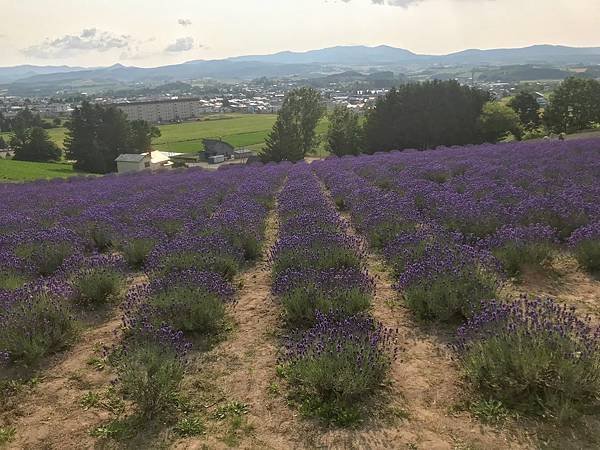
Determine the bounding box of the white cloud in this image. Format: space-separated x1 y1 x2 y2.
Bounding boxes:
165 37 195 52
22 28 132 58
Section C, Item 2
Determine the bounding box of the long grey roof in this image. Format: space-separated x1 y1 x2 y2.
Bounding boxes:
115 153 148 163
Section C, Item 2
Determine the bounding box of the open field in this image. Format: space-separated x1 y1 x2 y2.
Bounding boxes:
0 127 67 149
0 159 75 181
0 138 599 449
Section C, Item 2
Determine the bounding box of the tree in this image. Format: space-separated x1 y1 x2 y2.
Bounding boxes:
129 120 161 153
65 101 153 174
508 91 541 130
363 80 491 153
544 77 600 133
0 136 6 149
53 117 62 127
12 127 61 162
478 102 523 143
12 109 44 131
326 106 363 156
261 87 324 162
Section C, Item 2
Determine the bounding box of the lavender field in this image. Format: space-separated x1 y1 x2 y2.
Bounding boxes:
1 139 600 449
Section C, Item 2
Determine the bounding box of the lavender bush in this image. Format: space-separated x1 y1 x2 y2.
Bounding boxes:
281 313 397 425
457 298 600 421
0 290 78 366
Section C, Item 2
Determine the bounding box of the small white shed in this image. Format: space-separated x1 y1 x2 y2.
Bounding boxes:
115 153 151 173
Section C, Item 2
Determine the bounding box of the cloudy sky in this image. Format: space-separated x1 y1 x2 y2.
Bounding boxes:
1 0 599 67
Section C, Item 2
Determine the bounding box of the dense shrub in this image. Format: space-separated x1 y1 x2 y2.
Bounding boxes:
396 243 499 322
274 268 374 327
457 298 600 422
121 238 156 270
148 287 226 335
0 293 78 366
73 267 124 307
16 242 74 276
282 313 397 426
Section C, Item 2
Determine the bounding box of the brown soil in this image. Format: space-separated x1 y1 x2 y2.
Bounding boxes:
503 254 600 321
1 274 147 450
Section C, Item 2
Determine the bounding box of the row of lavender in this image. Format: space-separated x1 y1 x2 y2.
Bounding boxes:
0 165 287 417
314 139 600 421
117 164 288 416
0 169 237 367
272 164 396 425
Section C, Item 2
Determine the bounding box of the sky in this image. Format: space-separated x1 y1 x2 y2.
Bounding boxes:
1 0 600 68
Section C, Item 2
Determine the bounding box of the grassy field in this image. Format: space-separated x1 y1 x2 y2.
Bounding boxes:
0 114 330 155
152 113 329 154
0 159 75 182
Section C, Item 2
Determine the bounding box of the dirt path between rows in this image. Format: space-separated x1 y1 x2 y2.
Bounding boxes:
174 201 315 449
3 314 121 450
311 184 534 449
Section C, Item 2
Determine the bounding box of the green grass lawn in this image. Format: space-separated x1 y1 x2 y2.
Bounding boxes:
152 113 329 154
0 159 75 182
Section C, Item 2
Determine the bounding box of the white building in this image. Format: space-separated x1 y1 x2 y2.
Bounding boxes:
115 153 152 173
114 98 202 123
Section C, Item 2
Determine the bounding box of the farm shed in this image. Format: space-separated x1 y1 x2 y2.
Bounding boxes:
115 153 151 173
203 139 234 159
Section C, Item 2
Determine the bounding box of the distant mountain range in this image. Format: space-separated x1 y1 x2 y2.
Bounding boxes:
2 44 600 94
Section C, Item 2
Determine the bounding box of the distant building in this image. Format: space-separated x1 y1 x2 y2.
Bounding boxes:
115 153 151 173
114 98 202 123
115 151 177 173
202 139 234 159
234 149 255 160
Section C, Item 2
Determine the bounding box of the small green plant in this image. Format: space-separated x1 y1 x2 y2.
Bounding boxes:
90 420 133 440
174 415 205 437
73 267 124 307
81 391 101 410
0 294 78 366
273 247 362 275
470 399 509 424
122 238 156 270
213 401 249 420
86 357 106 371
160 252 240 281
0 427 16 445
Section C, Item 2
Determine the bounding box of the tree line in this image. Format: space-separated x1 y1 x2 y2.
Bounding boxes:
260 77 600 161
1 101 160 172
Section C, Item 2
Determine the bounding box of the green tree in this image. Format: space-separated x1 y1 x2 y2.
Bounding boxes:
478 102 523 143
12 109 44 131
12 127 61 162
130 120 161 152
65 101 152 174
0 136 6 149
53 117 62 127
326 105 363 156
363 80 490 153
261 87 324 162
544 77 600 133
508 91 541 130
